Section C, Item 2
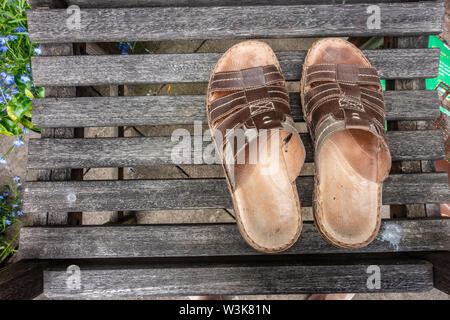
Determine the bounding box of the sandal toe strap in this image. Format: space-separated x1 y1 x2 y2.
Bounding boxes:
303 63 387 144
208 65 302 189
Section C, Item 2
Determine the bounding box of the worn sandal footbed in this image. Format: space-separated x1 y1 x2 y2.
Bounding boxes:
206 40 305 253
301 38 391 249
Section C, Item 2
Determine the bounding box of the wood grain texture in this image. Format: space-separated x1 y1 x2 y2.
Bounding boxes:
23 173 450 213
27 130 444 169
64 0 399 8
19 219 450 259
32 90 440 128
30 49 441 86
43 260 433 297
34 43 76 226
27 3 445 43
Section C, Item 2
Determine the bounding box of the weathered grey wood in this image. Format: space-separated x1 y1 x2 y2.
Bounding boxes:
19 219 450 259
27 130 444 169
387 130 444 161
394 36 434 219
0 261 46 300
23 173 450 212
35 43 76 226
382 173 450 205
32 90 440 128
64 0 400 8
43 260 433 298
31 49 440 87
27 3 444 44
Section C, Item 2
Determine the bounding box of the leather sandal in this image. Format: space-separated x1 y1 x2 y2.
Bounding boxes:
206 41 306 253
300 38 391 249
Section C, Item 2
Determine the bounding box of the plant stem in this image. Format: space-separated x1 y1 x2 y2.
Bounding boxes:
0 229 20 262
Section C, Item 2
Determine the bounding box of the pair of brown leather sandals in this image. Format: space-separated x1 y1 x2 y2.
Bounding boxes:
206 38 391 253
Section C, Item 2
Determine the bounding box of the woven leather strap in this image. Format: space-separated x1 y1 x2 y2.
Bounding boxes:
208 64 302 189
209 65 285 94
303 63 387 146
208 65 297 159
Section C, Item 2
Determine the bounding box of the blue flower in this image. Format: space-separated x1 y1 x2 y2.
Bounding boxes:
0 37 7 45
12 203 18 208
11 212 15 217
3 192 8 196
0 157 6 165
13 176 20 182
4 73 14 85
117 42 133 55
15 26 26 33
5 219 11 226
22 128 29 134
0 196 3 199
8 35 17 41
20 75 30 83
0 45 8 53
13 138 24 147
17 210 23 216
34 47 42 55
16 182 22 187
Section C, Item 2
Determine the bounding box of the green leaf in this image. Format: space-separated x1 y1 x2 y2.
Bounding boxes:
0 118 21 135
20 117 40 133
0 123 15 136
24 107 32 118
6 105 18 121
35 87 44 98
24 88 34 99
6 95 31 122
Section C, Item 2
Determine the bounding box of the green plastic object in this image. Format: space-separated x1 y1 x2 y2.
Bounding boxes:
426 35 450 91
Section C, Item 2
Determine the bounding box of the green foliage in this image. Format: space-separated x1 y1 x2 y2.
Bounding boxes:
0 177 23 263
1 0 42 164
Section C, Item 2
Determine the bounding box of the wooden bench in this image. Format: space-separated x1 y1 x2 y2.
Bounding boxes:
1 0 449 299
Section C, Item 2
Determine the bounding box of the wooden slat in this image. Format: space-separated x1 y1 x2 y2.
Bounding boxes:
63 0 400 8
43 260 433 298
19 219 450 259
32 90 440 128
27 3 444 43
23 173 450 212
31 49 441 87
27 130 444 169
387 130 444 161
